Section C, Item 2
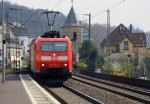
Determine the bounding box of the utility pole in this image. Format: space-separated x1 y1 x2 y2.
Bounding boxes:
10 7 22 71
107 10 110 69
143 39 147 79
89 13 91 41
95 48 98 70
2 0 5 83
5 10 11 68
78 13 91 41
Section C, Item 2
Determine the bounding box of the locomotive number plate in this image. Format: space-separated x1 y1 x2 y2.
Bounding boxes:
52 56 58 60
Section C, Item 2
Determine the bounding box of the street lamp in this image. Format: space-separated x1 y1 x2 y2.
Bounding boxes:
78 13 91 41
84 13 91 41
88 13 91 42
143 39 147 79
140 37 147 79
2 0 5 83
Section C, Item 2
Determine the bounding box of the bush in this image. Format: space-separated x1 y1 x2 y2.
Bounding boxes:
79 62 88 69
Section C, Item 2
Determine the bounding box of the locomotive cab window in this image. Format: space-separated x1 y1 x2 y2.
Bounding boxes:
55 42 67 52
41 42 67 52
41 42 54 52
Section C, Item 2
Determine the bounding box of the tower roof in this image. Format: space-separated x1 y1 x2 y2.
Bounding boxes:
63 6 79 27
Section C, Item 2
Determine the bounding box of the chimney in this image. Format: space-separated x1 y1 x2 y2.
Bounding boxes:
130 24 132 33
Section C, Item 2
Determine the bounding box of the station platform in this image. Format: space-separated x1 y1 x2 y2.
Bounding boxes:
0 74 32 104
0 73 60 104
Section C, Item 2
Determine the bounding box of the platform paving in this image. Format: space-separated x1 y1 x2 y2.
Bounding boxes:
0 74 32 104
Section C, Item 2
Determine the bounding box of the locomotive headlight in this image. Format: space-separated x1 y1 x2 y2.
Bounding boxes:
42 64 45 66
64 64 67 66
53 53 56 56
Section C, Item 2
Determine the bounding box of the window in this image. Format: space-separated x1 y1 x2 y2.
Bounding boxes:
120 26 125 31
0 60 2 66
41 42 67 52
124 41 128 50
0 60 2 67
120 26 126 35
0 49 2 56
12 50 15 56
112 49 116 53
41 42 54 52
55 42 67 52
21 40 24 45
17 50 21 57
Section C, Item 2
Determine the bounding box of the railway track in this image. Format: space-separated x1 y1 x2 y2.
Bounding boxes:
72 73 150 104
35 78 103 104
44 84 103 104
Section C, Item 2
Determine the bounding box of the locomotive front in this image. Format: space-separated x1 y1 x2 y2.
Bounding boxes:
34 33 72 79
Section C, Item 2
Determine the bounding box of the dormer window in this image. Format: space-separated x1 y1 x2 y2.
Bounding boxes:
120 26 126 35
120 26 125 31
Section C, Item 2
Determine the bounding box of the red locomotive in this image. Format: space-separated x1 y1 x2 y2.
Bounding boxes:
29 31 72 80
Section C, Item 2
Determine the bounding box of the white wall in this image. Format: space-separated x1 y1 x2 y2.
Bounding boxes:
19 35 29 56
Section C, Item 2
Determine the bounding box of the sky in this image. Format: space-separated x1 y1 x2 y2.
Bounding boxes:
5 0 150 32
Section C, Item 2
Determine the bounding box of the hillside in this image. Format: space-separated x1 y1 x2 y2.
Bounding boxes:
0 1 115 45
0 1 148 47
91 23 116 47
0 1 66 36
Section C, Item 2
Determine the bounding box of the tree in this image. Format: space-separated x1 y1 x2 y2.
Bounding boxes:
79 41 104 71
97 56 104 69
123 64 133 74
86 48 97 71
79 40 95 59
146 57 150 76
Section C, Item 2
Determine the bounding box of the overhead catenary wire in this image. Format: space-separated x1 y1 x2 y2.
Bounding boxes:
18 1 48 28
92 0 126 18
52 0 64 10
20 9 39 28
20 0 64 28
80 0 99 13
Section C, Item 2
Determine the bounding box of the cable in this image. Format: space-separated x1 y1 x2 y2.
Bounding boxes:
92 10 107 18
19 1 48 28
20 0 64 28
92 0 126 18
108 0 126 10
52 0 64 10
20 10 38 27
80 0 99 13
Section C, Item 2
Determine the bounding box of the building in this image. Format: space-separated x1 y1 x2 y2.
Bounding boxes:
61 6 84 61
0 24 5 68
101 24 147 57
101 24 148 72
0 22 27 69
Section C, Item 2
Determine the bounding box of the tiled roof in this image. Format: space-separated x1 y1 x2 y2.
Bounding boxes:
63 6 79 27
101 24 147 46
128 33 147 46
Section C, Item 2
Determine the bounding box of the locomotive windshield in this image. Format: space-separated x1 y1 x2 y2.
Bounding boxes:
41 42 67 52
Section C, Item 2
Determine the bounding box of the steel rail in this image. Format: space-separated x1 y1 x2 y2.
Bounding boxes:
63 84 103 104
72 74 150 104
44 86 68 104
73 73 150 96
34 76 103 104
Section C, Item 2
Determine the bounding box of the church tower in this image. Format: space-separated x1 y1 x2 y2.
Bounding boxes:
61 5 83 61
